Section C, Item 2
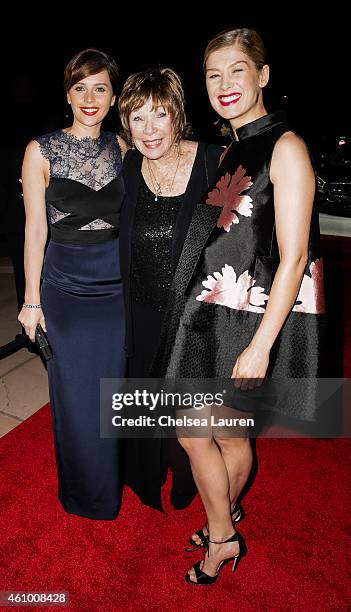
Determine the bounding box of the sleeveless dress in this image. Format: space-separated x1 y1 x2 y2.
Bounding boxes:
37 129 126 520
152 112 326 422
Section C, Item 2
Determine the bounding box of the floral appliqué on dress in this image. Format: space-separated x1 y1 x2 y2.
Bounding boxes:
196 259 325 316
206 165 253 232
196 264 269 313
293 258 326 314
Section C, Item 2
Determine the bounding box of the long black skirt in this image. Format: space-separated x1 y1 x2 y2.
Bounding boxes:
124 301 196 511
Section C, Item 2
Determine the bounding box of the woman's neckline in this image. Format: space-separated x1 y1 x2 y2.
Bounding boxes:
140 173 185 199
60 128 103 143
139 141 200 199
235 111 287 141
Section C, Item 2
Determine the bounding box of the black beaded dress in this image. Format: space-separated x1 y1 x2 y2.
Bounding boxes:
120 143 223 510
36 129 126 520
128 175 184 377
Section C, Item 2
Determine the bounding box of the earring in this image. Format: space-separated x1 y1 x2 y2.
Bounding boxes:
131 138 135 150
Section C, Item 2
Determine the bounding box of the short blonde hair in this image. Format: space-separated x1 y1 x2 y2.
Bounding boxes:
118 68 186 146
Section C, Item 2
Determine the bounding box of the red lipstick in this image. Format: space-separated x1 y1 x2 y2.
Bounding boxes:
218 93 242 107
80 107 99 116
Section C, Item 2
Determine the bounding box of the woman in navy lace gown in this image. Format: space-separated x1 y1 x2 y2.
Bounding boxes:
18 49 128 520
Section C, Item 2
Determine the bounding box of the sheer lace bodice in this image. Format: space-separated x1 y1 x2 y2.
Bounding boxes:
35 130 124 244
37 130 121 191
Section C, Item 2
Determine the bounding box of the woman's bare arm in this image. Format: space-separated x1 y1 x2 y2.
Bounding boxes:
232 131 315 384
18 140 48 340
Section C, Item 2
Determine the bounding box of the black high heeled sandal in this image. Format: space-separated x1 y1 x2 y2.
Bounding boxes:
185 503 244 552
185 530 247 585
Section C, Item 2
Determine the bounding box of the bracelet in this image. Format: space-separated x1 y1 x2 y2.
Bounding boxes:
23 303 42 309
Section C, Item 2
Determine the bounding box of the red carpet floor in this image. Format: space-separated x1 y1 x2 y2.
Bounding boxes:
1 234 350 610
0 405 350 611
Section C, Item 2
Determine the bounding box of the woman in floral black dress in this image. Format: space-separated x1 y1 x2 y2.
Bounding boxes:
152 28 325 584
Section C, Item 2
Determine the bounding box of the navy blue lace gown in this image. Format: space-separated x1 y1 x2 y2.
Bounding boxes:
37 130 125 519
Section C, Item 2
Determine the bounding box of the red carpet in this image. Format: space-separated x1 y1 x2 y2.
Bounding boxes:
0 405 350 611
1 235 349 610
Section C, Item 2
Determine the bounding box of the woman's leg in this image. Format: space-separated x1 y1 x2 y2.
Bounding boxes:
212 404 253 505
178 436 242 581
215 436 253 506
189 421 253 546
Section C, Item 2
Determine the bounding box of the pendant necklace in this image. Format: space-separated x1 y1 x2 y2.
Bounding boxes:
147 147 181 201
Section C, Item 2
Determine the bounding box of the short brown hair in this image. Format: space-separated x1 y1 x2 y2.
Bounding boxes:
118 68 186 145
204 28 266 73
63 48 119 94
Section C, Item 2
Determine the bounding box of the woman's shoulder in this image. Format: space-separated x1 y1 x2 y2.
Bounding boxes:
104 131 127 149
272 130 311 164
22 130 61 165
30 129 64 161
33 129 62 145
181 139 198 152
101 132 128 167
270 130 314 183
181 139 221 152
196 141 224 172
122 148 142 178
179 140 223 187
194 140 224 161
274 129 307 149
181 139 223 164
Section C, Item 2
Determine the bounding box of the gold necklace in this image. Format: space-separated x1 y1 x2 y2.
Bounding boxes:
146 146 181 201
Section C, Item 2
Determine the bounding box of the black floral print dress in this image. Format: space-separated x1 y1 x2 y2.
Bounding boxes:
152 112 326 421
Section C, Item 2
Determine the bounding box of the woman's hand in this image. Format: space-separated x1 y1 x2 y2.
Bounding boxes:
18 306 46 342
231 343 270 390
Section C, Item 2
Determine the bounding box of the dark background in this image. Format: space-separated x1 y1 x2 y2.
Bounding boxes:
0 12 347 368
0 12 348 236
3 13 348 145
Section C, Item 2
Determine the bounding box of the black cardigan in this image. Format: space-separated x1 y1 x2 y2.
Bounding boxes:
119 142 223 357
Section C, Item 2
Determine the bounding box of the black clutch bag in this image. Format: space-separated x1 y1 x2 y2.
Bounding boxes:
35 324 53 361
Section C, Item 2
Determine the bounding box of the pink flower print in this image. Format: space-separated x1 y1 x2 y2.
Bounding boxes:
196 264 269 313
206 165 253 232
293 258 326 314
